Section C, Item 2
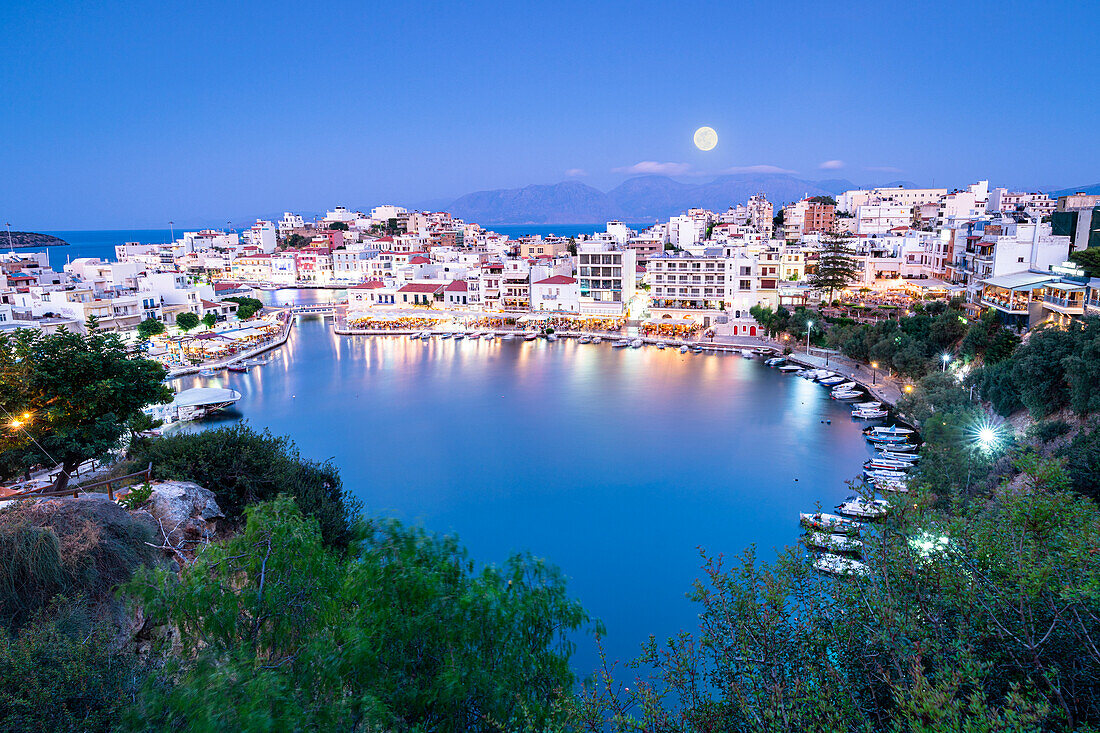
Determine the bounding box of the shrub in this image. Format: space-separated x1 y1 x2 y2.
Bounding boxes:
128 424 360 548
1028 419 1071 444
120 482 153 510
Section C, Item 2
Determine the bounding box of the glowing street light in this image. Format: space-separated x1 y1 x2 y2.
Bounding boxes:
806 320 813 354
871 361 879 386
941 353 951 372
972 418 1006 454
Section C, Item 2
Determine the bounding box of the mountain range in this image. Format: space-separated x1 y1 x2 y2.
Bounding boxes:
444 174 919 225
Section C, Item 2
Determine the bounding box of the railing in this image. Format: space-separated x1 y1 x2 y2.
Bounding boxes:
1043 295 1084 311
14 463 153 501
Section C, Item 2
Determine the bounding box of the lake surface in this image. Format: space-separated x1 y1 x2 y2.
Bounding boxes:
172 306 874 675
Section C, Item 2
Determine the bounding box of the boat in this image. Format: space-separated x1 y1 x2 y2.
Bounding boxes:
578 335 591 344
467 332 480 340
612 339 630 348
419 331 431 340
800 512 862 534
865 457 912 471
591 336 603 344
778 364 802 372
866 432 908 444
865 426 914 436
679 345 689 354
878 450 918 462
875 481 910 493
813 553 869 577
656 342 666 350
630 338 643 348
501 333 515 341
802 532 863 553
740 349 754 358
524 333 537 341
453 333 465 340
864 469 908 481
408 332 420 340
227 364 249 373
852 409 888 419
198 369 218 377
830 381 858 392
837 497 890 519
764 357 785 366
856 401 882 409
440 332 452 339
691 346 703 353
832 391 863 400
819 376 845 386
547 333 558 342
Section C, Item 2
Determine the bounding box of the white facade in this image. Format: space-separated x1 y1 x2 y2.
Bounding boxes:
855 203 912 235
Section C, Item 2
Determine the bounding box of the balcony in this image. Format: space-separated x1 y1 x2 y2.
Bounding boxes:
981 295 1030 314
1042 294 1085 314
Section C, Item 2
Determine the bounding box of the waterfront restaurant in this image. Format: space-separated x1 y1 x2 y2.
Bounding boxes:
979 272 1056 329
1040 281 1086 326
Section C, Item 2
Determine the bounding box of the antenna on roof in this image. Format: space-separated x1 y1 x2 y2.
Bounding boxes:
5 222 13 253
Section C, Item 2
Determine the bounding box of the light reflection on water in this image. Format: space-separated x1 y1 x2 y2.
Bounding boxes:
174 315 873 675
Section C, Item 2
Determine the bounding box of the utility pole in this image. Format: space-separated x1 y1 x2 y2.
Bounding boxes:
5 222 14 253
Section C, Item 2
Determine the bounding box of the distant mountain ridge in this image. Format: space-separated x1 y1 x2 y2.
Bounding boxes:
447 174 888 225
1049 183 1100 198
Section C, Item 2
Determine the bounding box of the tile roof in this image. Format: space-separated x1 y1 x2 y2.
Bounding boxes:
444 280 468 292
398 282 445 293
533 275 576 285
350 280 385 289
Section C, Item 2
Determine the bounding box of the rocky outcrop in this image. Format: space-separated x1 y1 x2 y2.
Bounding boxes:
144 480 224 552
2 231 68 248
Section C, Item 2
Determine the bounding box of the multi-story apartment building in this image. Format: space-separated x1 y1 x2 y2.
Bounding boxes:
646 250 727 326
577 243 636 316
855 202 912 235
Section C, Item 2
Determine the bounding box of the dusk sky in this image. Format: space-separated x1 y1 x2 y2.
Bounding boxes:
3 0 1098 229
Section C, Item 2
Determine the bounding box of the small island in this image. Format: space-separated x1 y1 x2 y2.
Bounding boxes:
3 231 69 248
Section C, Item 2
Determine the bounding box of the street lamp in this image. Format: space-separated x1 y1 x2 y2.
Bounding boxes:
871 361 879 385
806 320 813 354
941 353 951 372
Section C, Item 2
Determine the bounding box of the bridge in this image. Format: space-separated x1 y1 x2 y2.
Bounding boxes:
290 304 338 318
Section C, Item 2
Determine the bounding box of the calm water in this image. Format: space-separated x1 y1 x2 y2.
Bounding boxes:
172 310 874 675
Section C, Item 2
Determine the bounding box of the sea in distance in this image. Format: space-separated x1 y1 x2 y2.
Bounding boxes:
171 292 876 675
39 224 654 272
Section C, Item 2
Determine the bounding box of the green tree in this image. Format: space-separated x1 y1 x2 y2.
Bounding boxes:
283 233 310 249
808 234 859 300
136 317 165 340
223 296 263 320
1061 425 1100 502
327 220 349 231
808 194 837 206
567 237 578 256
1069 247 1100 278
129 496 590 732
200 312 217 329
0 329 170 491
175 312 200 332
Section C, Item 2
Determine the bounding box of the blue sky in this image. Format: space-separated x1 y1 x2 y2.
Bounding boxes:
2 0 1098 228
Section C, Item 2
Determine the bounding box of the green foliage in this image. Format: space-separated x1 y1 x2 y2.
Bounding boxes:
1061 425 1100 502
127 424 360 548
0 500 155 629
576 465 1100 731
959 310 1020 364
175 312 200 332
1028 419 1072 444
283 233 310 249
136 317 165 340
1069 247 1100 278
327 220 349 231
807 194 836 206
0 328 170 489
0 603 138 732
120 481 153 510
129 496 589 732
223 296 263 320
200 312 216 329
827 306 970 380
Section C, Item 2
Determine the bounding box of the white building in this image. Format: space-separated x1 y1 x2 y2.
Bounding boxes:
530 275 580 312
577 243 636 316
855 203 913 236
278 212 305 232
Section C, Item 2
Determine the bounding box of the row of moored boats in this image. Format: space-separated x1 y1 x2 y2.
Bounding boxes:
198 356 270 378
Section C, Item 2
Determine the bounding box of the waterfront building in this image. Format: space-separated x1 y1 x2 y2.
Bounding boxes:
577 242 636 316
646 250 727 328
531 275 580 312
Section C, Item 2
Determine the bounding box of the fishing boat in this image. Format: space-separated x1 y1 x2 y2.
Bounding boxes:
800 512 862 534
865 457 912 471
740 349 754 358
591 336 603 344
227 363 249 373
679 345 689 354
778 364 802 372
878 450 918 462
467 332 480 340
802 532 863 553
440 332 452 339
856 401 882 409
198 369 218 377
866 432 908 443
764 357 785 366
832 391 863 400
578 335 591 344
630 338 643 348
852 408 888 419
830 381 858 392
419 331 431 339
524 333 537 341
813 553 869 576
837 497 890 519
864 469 908 482
691 346 703 353
612 339 630 348
865 426 914 436
408 332 420 340
819 376 846 386
656 342 666 349
453 333 465 340
501 333 515 341
547 333 558 342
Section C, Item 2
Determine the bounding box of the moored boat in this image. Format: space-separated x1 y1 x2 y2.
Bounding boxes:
852 408 888 419
813 553 869 576
591 336 603 344
198 368 218 377
837 497 890 519
865 426 914 436
802 532 863 553
524 333 537 341
765 357 785 366
227 364 249 373
800 512 862 534
453 333 465 340
778 364 802 372
630 338 643 348
740 349 754 358
679 345 689 353
612 339 630 348
578 335 591 344
547 333 558 341
865 457 912 471
656 342 666 349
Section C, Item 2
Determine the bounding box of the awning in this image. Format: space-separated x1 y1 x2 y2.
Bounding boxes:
1046 281 1085 292
981 272 1056 290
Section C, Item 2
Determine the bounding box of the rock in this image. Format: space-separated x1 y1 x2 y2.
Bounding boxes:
146 480 224 547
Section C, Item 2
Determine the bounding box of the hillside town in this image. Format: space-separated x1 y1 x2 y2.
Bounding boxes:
3 185 1099 353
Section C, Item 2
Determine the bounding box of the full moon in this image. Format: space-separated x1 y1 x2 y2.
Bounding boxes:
693 126 718 151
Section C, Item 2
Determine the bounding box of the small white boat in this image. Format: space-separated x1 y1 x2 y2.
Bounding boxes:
832 391 863 400
656 342 666 349
865 432 908 444
501 333 515 341
753 347 771 355
814 553 869 577
440 332 452 339
802 532 863 553
612 339 630 348
630 338 643 348
864 469 908 481
524 333 537 341
765 357 785 366
866 457 912 471
419 331 431 340
198 369 217 377
679 345 689 354
878 451 917 462
578 335 591 344
408 332 420 340
547 333 558 342
819 376 845 386
800 512 861 534
852 409 888 419
855 401 882 409
467 332 480 340
837 497 890 519
591 336 603 344
740 349 754 358
453 333 465 340
866 426 914 436
831 381 858 392
778 365 802 372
